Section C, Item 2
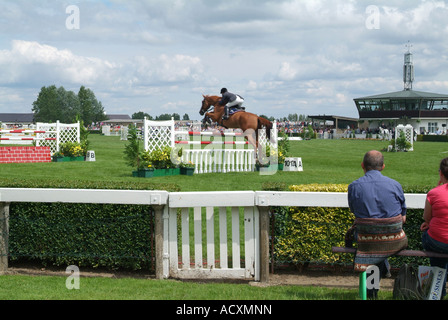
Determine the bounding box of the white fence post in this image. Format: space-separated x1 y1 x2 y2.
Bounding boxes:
0 202 9 274
56 120 60 153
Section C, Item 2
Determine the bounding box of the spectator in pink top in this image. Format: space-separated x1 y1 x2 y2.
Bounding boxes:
421 157 448 298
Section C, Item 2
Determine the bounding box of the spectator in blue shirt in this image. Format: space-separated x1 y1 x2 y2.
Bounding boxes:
347 150 407 299
348 150 407 222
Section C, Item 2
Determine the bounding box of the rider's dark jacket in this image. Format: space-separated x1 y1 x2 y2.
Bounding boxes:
219 92 237 105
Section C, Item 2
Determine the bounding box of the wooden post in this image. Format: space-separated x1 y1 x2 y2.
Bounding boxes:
0 202 10 274
154 205 164 280
258 206 270 283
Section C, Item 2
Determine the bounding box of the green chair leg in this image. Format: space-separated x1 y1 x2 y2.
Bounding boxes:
359 271 367 300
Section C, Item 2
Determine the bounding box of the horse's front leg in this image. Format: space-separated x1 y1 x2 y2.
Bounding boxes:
205 112 219 123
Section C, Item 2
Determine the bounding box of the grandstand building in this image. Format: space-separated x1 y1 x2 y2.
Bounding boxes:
354 45 448 134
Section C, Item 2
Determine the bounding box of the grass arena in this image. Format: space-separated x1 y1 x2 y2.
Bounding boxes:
0 133 447 301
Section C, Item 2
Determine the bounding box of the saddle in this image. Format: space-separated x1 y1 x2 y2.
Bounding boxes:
223 107 245 120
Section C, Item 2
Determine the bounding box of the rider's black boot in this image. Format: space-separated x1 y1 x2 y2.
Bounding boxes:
223 107 229 120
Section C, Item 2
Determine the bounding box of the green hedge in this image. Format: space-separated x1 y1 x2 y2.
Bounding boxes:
417 134 448 142
267 184 433 269
3 178 180 271
9 203 154 270
0 177 180 192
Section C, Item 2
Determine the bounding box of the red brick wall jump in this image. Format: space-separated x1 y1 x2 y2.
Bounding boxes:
0 146 52 164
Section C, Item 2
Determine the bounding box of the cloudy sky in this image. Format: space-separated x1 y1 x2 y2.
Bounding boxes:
1 0 448 120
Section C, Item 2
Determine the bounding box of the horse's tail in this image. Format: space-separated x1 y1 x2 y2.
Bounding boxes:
258 117 272 141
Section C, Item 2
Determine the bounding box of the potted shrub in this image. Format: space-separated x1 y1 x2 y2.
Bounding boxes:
123 125 146 176
138 146 180 177
395 131 412 152
180 161 195 176
53 142 86 161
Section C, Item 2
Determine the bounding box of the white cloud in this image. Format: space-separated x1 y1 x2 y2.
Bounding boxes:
1 0 448 119
277 62 297 81
0 40 116 86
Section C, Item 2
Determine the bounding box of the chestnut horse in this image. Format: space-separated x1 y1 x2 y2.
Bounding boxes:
199 95 273 147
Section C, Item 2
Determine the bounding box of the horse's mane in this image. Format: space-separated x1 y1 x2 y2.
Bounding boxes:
203 95 222 104
203 94 220 99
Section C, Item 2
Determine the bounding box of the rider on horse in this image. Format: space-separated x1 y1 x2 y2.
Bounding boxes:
219 88 245 120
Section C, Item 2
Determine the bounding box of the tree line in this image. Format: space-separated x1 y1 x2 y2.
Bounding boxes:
31 85 308 124
32 85 107 124
131 112 190 121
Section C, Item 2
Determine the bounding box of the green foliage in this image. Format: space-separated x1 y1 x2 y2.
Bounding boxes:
9 202 154 270
58 141 85 157
2 178 179 271
123 124 141 169
77 117 90 152
32 85 106 124
395 130 412 151
0 177 180 192
262 181 288 191
277 130 290 160
140 146 180 169
272 184 429 268
301 125 315 140
273 206 355 267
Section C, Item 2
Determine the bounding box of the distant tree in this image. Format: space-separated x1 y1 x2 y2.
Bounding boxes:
78 86 107 124
182 113 190 120
132 111 152 120
156 113 180 120
32 85 107 124
32 85 61 122
59 87 80 123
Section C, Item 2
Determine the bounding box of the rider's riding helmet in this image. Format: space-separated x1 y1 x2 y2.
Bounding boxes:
220 88 227 94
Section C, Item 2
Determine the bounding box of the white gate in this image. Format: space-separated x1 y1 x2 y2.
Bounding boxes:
164 192 259 280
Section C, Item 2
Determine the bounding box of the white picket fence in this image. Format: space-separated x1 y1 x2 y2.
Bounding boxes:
180 149 256 174
166 191 259 280
0 188 427 281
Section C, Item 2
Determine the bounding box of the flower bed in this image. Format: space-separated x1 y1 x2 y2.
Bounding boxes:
52 141 87 162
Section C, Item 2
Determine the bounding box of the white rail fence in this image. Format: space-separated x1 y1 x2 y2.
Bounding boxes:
0 121 80 154
0 189 426 282
167 191 259 280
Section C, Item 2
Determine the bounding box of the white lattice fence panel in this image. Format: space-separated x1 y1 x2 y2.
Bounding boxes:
36 121 80 154
59 124 80 145
258 120 278 150
144 118 175 153
36 123 57 154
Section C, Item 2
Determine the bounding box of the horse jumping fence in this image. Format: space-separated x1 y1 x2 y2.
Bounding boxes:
142 118 277 174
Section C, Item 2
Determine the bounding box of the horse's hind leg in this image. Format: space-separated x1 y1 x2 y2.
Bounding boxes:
242 128 256 147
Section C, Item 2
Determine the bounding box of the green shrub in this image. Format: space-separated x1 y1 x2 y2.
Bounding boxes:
273 206 354 267
9 202 154 270
0 178 180 192
2 178 180 271
272 184 429 268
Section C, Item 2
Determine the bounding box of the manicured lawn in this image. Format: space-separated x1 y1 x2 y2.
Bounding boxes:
0 134 446 191
0 135 445 301
0 274 389 300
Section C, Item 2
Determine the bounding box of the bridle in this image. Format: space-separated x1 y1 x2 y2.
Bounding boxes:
200 98 213 116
